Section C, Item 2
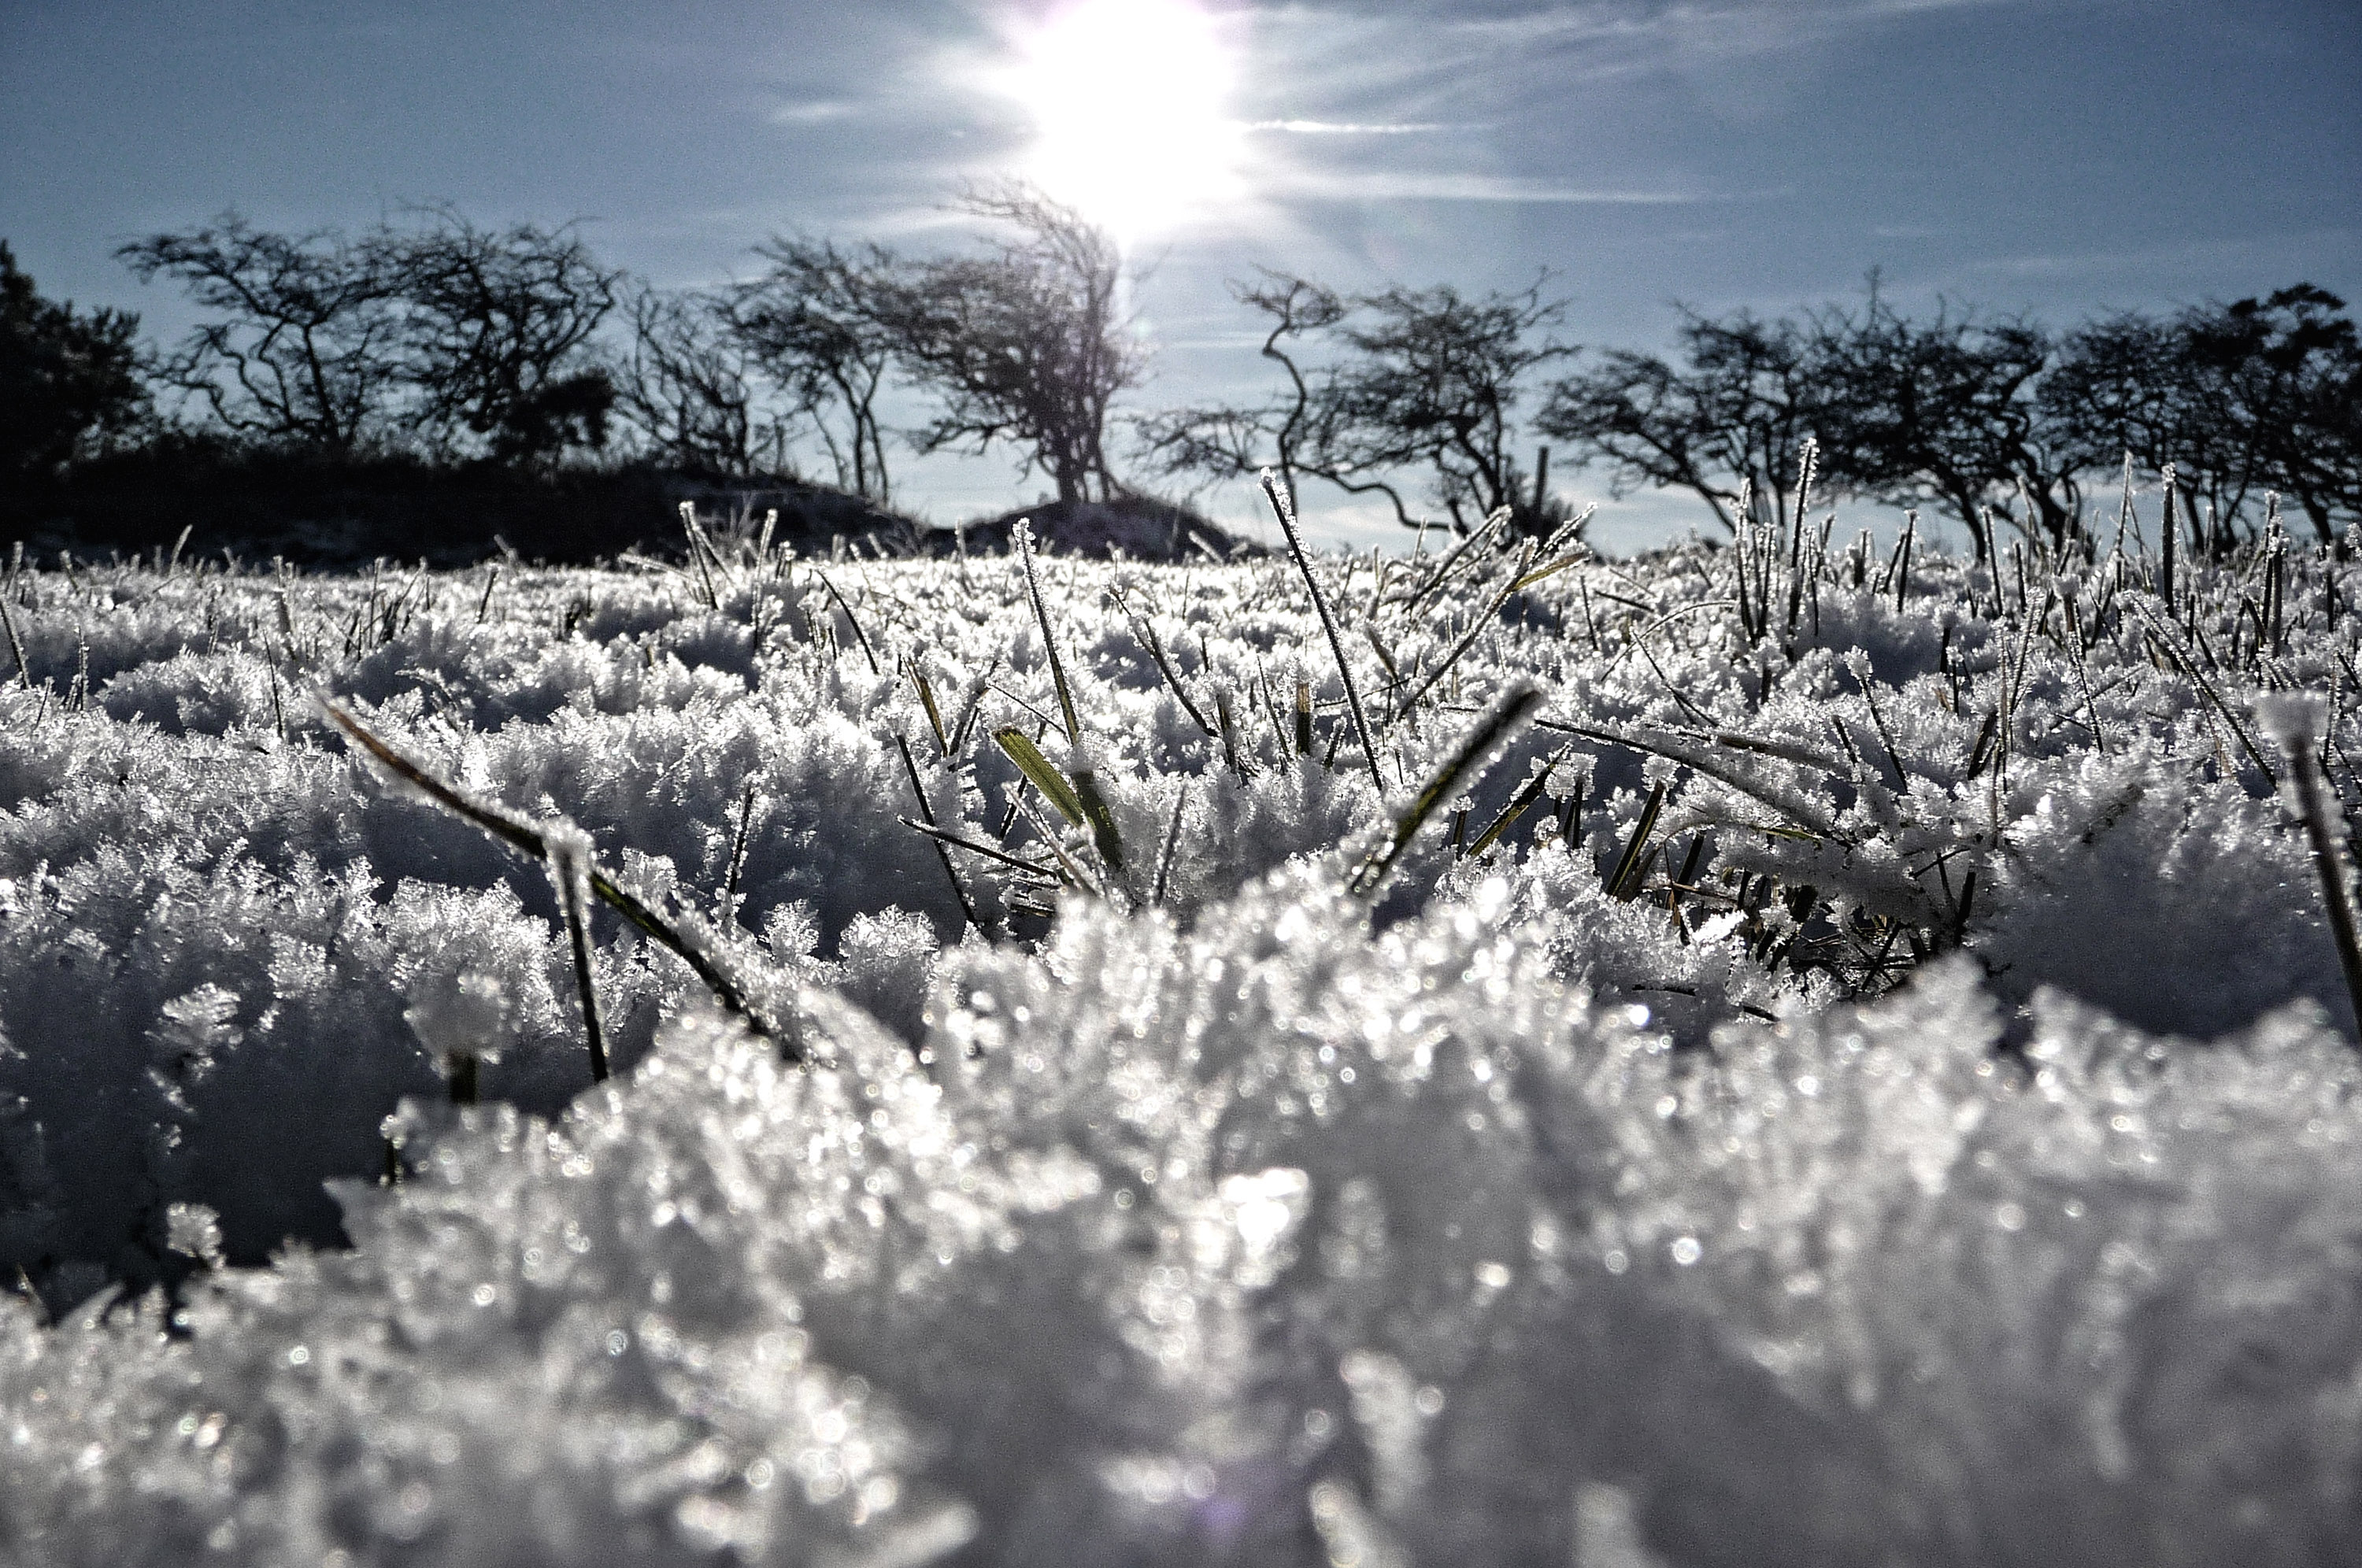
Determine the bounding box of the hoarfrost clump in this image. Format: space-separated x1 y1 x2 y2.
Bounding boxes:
0 882 2353 1566
0 523 2357 1563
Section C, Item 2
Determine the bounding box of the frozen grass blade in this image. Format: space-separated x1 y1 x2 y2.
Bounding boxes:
722 778 758 912
2260 697 2362 1046
894 733 981 933
1605 778 1668 901
1348 682 1542 898
545 830 609 1084
1263 470 1386 795
1014 520 1122 870
1015 520 1082 745
2129 599 2276 788
0 598 27 688
1109 583 1214 735
1396 507 1506 619
901 816 1061 884
1153 783 1189 905
1073 775 1126 874
908 661 952 755
1389 539 1535 727
1464 745 1569 858
815 570 881 675
1214 688 1249 780
322 701 794 1059
1009 794 1103 897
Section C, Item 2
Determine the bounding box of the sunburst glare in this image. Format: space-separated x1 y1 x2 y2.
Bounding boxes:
998 0 1244 242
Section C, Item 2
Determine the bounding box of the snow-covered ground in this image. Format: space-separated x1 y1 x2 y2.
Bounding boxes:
1 514 2356 1565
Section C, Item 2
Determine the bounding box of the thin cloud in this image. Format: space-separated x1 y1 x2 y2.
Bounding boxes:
1249 0 2039 102
768 98 857 126
1247 118 1464 135
1272 169 1709 204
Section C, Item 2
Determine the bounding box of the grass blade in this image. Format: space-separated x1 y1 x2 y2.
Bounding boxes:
901 815 1061 882
546 830 609 1084
1073 771 1127 873
1016 520 1083 745
2262 700 2362 1047
994 726 1089 827
908 661 951 755
1605 778 1668 900
1153 783 1189 904
894 733 981 934
1348 683 1543 898
323 701 794 1059
1464 745 1569 858
815 570 881 675
1263 470 1386 796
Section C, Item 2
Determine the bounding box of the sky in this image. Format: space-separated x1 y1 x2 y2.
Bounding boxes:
3 0 2357 549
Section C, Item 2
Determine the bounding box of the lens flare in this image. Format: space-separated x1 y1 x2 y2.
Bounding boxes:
1002 0 1242 242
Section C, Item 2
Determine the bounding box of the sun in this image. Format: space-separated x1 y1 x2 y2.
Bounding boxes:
1001 0 1243 242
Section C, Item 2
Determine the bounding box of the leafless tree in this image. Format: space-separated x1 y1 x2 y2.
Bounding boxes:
1537 309 1820 536
117 213 404 454
615 283 772 475
1806 291 2071 556
728 238 901 501
1144 272 1572 535
884 184 1142 507
380 210 621 468
2045 285 2362 547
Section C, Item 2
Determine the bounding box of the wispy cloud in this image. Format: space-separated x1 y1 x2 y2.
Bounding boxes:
1249 0 2038 104
1270 169 1709 204
1247 118 1464 135
768 98 856 126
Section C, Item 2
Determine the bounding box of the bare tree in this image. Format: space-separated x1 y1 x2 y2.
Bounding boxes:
2177 286 2360 545
615 283 772 475
1808 292 2071 556
2038 309 2242 553
884 184 1142 507
1144 272 1572 535
1316 279 1572 533
1140 272 1372 512
117 213 403 454
728 238 901 501
380 210 620 468
1538 309 1818 535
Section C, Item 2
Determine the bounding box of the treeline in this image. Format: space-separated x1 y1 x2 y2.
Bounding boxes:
6 187 2359 560
0 189 1132 527
1150 272 2362 552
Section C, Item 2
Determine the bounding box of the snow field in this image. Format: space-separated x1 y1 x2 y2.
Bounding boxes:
0 521 2357 1563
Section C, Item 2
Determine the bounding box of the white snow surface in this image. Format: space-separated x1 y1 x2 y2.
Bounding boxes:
0 535 2356 1564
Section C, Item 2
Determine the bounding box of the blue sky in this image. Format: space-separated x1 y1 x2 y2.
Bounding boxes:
3 0 2356 547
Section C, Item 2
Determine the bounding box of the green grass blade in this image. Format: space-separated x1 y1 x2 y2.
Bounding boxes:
1073 769 1127 872
1349 683 1543 898
994 726 1089 827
